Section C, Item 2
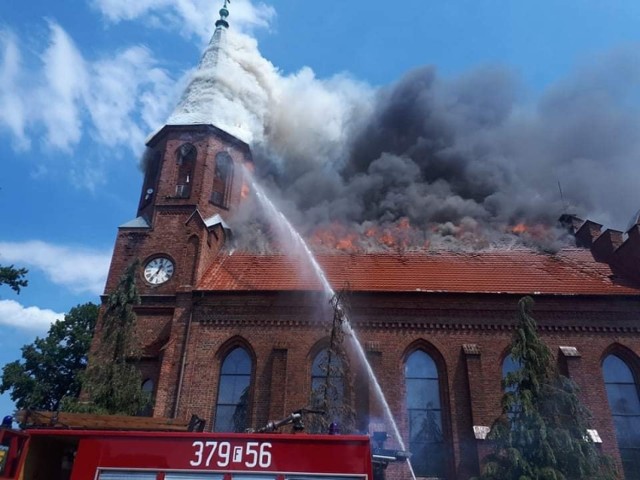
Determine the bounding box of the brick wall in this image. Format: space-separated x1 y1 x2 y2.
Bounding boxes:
143 290 640 479
98 239 640 479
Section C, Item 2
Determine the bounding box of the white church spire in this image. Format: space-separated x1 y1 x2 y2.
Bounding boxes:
206 0 230 68
166 0 254 143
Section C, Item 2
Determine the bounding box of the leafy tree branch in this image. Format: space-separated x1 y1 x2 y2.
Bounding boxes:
0 303 98 410
0 264 28 294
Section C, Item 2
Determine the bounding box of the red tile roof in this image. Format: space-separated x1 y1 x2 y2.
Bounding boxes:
196 248 640 295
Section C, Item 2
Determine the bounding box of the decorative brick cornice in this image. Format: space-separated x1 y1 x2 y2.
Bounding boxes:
134 306 175 315
157 205 197 215
193 313 640 334
191 304 640 333
147 124 251 153
119 231 150 239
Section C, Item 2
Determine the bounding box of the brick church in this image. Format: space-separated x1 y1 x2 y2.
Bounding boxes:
96 4 640 480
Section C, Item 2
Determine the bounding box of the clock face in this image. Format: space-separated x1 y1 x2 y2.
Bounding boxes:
143 257 174 285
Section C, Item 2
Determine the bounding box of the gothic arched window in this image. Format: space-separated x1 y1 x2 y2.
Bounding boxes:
502 354 522 419
138 378 154 416
405 350 445 478
142 378 154 393
214 347 252 432
211 152 233 208
175 143 196 198
311 348 345 409
307 348 348 434
502 354 520 382
602 354 640 479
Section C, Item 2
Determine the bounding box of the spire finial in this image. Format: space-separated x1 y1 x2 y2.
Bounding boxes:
216 0 230 29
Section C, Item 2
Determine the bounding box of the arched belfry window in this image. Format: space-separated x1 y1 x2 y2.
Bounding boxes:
602 354 640 479
211 152 233 208
139 150 161 209
405 350 445 478
175 143 196 198
214 347 252 432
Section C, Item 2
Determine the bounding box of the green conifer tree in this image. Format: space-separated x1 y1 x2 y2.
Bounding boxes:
478 296 617 480
70 260 149 415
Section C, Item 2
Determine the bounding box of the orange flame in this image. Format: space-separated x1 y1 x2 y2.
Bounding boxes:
302 218 559 252
511 223 528 234
308 217 417 252
380 230 396 248
398 217 410 230
336 234 357 251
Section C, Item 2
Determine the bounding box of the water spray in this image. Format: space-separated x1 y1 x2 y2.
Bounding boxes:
242 165 417 480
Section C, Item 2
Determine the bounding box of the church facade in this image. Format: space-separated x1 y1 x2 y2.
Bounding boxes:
95 6 640 480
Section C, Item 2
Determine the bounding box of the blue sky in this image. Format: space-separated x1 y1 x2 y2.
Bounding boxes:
1 0 640 416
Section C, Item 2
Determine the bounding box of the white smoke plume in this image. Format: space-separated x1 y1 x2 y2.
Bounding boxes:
168 29 280 144
167 23 640 253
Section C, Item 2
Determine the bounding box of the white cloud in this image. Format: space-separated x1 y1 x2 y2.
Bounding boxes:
0 22 179 185
0 300 63 332
0 241 111 295
0 31 29 150
85 45 176 151
92 0 275 40
40 22 89 151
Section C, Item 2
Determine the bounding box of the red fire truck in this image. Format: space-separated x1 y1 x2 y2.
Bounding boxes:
0 411 404 480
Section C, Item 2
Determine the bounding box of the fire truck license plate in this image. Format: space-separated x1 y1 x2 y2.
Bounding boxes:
190 441 272 469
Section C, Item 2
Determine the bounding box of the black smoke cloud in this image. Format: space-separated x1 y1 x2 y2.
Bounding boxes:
228 44 640 252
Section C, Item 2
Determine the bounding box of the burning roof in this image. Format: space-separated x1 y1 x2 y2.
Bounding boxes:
162 3 640 278
197 248 640 295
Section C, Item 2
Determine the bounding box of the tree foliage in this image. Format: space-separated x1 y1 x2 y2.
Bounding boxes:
0 264 28 294
478 296 617 480
0 302 98 410
72 260 149 415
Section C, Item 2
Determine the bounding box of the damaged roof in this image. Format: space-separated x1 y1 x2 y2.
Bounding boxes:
196 248 640 295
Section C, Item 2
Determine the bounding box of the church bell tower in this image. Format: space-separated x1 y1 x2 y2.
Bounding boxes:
104 1 251 296
98 1 252 417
